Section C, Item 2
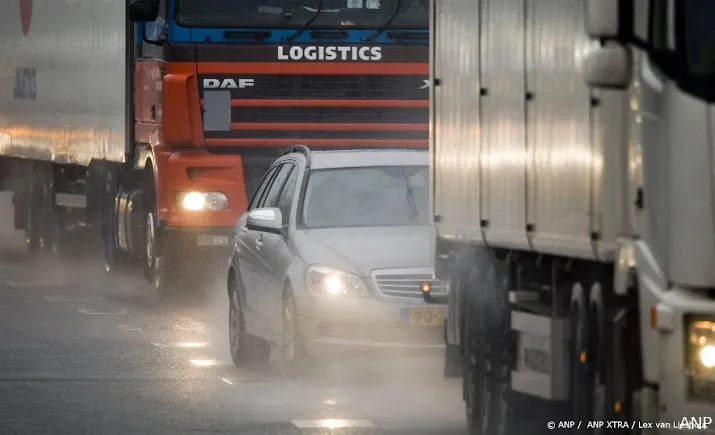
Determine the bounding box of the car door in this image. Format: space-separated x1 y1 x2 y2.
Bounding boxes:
258 163 301 334
233 164 280 328
249 162 294 332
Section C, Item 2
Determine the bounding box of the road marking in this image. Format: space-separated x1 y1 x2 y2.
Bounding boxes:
0 264 22 270
44 296 106 302
291 419 375 429
5 281 64 288
117 325 144 331
221 377 233 385
117 325 187 331
189 359 230 367
78 308 128 315
151 342 209 348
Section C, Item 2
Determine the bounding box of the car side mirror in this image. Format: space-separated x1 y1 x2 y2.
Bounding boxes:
128 0 159 23
585 43 632 90
246 207 284 234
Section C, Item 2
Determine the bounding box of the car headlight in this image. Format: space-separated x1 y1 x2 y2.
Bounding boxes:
308 265 367 297
177 191 228 211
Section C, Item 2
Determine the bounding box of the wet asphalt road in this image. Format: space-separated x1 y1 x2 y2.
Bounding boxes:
0 194 466 435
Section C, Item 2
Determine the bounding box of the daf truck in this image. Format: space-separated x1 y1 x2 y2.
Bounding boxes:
0 0 428 297
423 0 715 433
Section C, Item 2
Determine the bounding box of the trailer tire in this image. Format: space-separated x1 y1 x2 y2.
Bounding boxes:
569 282 597 428
463 256 510 435
102 173 129 274
444 343 463 378
444 252 465 378
25 174 43 257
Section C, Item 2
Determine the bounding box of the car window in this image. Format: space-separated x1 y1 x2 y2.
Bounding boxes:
260 163 293 209
276 166 300 220
248 165 279 211
302 165 429 228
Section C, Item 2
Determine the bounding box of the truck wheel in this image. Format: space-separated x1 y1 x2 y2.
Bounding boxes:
444 255 465 378
463 260 509 435
25 177 42 256
569 287 596 430
444 344 463 378
145 210 175 297
102 174 127 274
464 255 542 435
229 274 251 367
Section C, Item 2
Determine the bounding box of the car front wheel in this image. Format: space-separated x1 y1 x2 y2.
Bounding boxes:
229 280 250 367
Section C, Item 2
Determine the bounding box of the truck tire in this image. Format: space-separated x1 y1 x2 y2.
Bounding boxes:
102 172 128 274
145 210 177 297
444 253 465 378
463 254 551 435
463 258 508 435
25 175 43 256
570 283 596 426
444 344 463 377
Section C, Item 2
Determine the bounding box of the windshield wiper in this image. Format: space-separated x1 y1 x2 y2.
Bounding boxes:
364 0 405 42
401 169 418 220
284 0 326 41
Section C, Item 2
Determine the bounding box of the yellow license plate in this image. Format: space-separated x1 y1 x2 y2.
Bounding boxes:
408 307 446 327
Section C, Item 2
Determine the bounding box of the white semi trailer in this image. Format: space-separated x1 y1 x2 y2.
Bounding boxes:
423 0 715 433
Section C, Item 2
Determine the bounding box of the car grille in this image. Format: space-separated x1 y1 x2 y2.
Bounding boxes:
372 269 448 300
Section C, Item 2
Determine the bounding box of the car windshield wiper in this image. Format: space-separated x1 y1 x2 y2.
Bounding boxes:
284 0 327 41
364 0 404 42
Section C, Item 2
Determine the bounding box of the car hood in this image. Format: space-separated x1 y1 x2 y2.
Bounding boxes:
293 225 433 277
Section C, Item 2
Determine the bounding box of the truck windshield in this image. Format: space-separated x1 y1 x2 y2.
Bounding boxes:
302 166 428 229
176 0 427 29
684 0 715 76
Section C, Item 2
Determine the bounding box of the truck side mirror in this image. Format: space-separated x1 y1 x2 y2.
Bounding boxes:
585 43 632 90
128 0 159 23
584 0 627 40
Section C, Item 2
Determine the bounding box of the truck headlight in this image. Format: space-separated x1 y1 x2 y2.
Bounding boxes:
308 265 367 297
688 320 715 371
177 192 228 211
701 346 715 368
686 319 715 399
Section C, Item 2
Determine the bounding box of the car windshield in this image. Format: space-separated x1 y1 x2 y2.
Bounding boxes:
176 0 427 29
302 165 428 229
684 0 715 76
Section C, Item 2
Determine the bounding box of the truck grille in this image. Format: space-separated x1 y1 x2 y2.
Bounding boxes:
371 269 448 300
198 74 427 101
198 72 429 142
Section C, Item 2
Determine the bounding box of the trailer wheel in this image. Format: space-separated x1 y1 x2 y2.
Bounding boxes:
569 282 597 432
25 174 42 256
444 344 463 378
102 173 127 274
444 255 464 378
463 257 511 435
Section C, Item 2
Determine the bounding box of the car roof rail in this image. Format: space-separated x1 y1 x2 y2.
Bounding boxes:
283 145 312 167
